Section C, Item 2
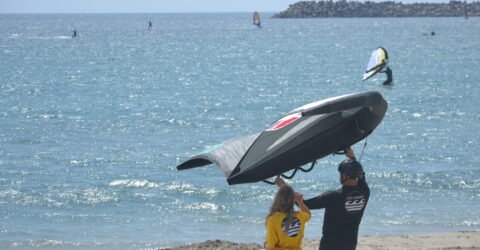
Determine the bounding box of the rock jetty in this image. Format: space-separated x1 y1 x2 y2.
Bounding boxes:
273 0 480 18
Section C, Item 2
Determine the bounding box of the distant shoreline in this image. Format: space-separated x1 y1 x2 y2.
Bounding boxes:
164 231 480 250
273 0 480 18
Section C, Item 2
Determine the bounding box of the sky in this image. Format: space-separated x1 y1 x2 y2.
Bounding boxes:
0 0 452 14
0 0 297 13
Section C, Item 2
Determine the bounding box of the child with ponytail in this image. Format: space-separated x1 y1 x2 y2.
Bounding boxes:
265 180 311 250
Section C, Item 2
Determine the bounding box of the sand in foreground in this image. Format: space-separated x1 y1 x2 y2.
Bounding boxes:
164 231 480 250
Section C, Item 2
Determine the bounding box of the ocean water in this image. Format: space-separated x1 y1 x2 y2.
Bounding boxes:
0 13 479 249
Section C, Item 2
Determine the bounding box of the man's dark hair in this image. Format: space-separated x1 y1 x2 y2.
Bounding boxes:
338 159 363 179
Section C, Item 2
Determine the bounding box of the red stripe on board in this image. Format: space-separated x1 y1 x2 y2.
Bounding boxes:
267 113 301 131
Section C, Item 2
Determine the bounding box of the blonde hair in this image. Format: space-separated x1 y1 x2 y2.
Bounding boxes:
266 185 296 230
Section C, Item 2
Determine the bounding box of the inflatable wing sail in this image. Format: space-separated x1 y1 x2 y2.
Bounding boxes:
227 91 387 184
177 91 387 185
363 47 389 81
177 133 259 177
253 11 261 27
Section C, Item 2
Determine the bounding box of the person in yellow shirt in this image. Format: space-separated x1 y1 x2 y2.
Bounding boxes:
265 183 311 250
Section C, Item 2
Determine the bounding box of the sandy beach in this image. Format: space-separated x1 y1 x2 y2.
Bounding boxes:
164 231 480 250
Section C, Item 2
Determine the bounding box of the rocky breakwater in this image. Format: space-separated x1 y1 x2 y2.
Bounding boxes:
273 0 480 18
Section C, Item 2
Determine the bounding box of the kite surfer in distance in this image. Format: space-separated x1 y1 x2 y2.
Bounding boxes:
264 185 311 250
381 66 393 85
72 29 77 38
148 21 153 31
276 147 369 250
253 11 262 28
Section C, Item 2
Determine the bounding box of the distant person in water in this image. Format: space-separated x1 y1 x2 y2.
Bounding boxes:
382 66 393 85
148 21 153 31
72 29 77 38
253 12 262 28
422 31 435 36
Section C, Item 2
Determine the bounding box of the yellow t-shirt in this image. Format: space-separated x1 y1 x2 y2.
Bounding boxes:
265 211 311 250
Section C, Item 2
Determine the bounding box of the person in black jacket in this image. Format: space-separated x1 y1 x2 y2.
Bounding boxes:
382 66 393 85
275 147 369 250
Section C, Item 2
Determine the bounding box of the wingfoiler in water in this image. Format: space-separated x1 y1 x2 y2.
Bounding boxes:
363 47 389 81
253 11 262 28
177 91 388 185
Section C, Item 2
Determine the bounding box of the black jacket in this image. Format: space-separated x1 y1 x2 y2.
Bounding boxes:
304 175 370 247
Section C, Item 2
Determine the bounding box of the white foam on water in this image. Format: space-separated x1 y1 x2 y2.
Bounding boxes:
109 179 159 188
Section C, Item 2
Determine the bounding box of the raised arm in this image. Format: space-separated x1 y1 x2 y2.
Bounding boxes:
345 147 368 188
274 176 287 188
344 146 356 160
295 193 310 215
